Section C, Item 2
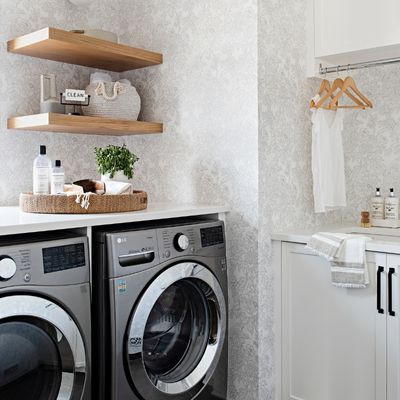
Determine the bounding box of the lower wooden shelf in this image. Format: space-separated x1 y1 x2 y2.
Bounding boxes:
7 113 163 136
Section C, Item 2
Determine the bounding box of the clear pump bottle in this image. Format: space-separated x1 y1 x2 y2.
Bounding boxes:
371 187 384 220
385 188 399 220
33 145 51 194
50 160 65 194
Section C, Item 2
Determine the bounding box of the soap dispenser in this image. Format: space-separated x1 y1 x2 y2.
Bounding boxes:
33 145 51 194
385 188 399 220
50 160 65 194
371 188 384 220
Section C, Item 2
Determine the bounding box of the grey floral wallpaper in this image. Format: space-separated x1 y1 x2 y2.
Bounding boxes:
258 0 400 399
121 1 260 399
1 0 398 399
341 65 400 222
0 0 124 206
0 1 259 399
258 0 345 397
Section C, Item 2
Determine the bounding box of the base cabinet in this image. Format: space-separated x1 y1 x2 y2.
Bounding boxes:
387 254 400 400
280 242 400 400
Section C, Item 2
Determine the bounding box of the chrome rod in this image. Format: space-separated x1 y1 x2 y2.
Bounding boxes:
319 58 400 75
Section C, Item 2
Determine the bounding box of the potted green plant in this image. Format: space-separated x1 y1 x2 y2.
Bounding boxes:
95 144 139 182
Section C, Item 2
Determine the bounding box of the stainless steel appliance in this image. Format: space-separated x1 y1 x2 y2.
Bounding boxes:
0 232 91 400
93 219 228 400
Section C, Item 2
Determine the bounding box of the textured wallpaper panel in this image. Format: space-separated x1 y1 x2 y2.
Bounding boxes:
341 65 400 222
120 2 260 398
1 1 260 399
0 0 126 205
258 1 400 399
258 0 344 398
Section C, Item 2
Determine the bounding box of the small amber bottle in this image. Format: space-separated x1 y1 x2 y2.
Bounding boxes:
361 211 371 228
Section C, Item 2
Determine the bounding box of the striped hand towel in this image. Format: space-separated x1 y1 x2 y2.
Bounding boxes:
305 232 370 288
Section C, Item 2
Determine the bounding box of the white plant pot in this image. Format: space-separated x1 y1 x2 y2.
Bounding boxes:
101 171 130 183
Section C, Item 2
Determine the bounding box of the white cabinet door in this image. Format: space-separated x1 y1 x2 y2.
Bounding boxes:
386 254 400 400
314 0 400 57
282 242 385 400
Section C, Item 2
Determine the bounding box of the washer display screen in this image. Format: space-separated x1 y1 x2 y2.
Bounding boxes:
200 226 224 247
42 243 85 274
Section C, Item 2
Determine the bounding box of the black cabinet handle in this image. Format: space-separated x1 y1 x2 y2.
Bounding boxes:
377 266 385 314
389 267 396 317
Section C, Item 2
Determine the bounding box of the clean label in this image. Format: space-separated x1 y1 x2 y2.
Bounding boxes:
65 89 87 102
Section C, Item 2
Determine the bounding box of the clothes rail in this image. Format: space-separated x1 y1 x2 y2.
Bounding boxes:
319 58 400 75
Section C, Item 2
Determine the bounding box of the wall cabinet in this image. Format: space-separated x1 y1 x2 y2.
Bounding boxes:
279 241 400 400
308 0 400 75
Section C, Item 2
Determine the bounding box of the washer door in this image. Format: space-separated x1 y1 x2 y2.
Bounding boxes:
126 262 226 400
0 295 87 400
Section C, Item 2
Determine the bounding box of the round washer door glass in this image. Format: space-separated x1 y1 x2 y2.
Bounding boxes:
143 280 209 381
0 321 61 399
0 295 87 400
127 262 226 398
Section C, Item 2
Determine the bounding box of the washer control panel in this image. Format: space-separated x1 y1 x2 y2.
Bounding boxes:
106 221 226 277
0 256 17 281
174 233 190 252
157 221 226 261
0 235 89 288
200 225 224 247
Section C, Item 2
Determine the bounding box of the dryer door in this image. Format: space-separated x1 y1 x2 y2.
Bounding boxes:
126 262 227 400
0 295 87 400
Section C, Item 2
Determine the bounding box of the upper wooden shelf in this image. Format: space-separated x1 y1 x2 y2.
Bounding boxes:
8 113 163 136
7 27 163 72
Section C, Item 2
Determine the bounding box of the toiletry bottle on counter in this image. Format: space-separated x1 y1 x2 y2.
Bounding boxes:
33 145 51 194
361 211 371 228
51 160 65 194
371 188 384 220
385 188 399 220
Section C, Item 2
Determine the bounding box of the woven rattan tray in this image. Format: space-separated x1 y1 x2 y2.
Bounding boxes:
20 191 148 214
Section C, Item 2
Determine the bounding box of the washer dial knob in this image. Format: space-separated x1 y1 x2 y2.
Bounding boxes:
174 233 190 252
0 256 17 281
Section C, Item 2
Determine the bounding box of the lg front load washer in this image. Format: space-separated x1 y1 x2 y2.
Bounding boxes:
0 232 91 400
93 219 228 400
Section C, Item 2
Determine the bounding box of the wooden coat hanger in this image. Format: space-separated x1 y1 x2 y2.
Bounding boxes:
313 78 343 109
310 79 336 108
329 76 373 109
310 75 373 110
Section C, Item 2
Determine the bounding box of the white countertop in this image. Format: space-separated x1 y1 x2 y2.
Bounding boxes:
272 224 400 254
0 204 229 236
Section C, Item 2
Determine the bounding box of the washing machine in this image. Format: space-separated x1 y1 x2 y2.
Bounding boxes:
92 218 228 400
0 232 91 400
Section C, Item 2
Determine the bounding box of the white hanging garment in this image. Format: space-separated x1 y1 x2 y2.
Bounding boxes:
311 95 347 213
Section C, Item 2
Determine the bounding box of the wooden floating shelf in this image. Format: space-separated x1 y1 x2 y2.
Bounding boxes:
7 113 163 136
7 27 163 72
